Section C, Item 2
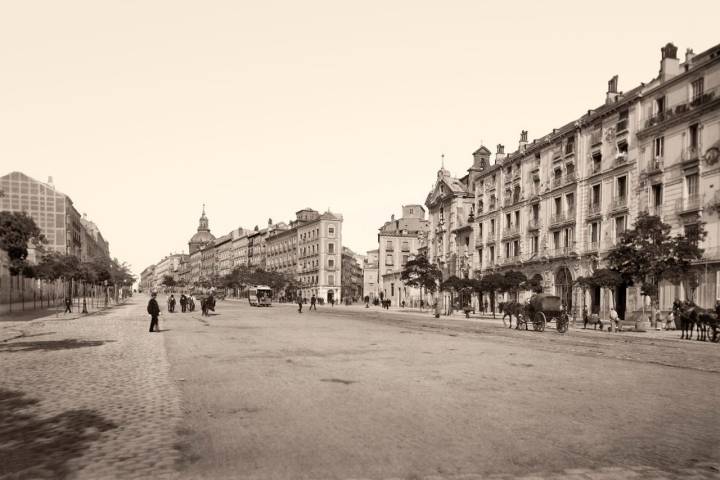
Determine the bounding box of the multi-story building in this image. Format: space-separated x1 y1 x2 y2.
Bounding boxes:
200 241 216 285
425 161 477 281
214 234 233 278
634 43 720 311
139 264 156 292
230 228 250 270
79 214 110 261
189 249 202 286
0 172 84 258
378 205 431 306
153 253 187 288
341 247 363 302
266 224 297 277
424 41 720 322
363 249 379 301
294 209 343 302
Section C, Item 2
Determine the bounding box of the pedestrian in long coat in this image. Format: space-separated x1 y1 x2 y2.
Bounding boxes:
310 295 317 310
297 297 303 313
147 292 161 332
180 294 187 312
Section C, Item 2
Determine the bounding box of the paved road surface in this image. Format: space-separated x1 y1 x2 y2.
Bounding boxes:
166 300 720 480
1 297 719 479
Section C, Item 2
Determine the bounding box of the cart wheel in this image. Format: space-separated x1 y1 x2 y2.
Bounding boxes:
534 312 546 332
557 314 569 334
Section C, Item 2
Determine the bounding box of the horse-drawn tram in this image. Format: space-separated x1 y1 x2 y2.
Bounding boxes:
514 294 570 333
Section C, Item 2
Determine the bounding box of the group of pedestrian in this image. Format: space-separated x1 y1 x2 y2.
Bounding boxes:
297 294 319 313
147 291 198 333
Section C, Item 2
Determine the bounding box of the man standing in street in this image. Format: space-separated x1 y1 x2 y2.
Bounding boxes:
310 294 317 311
64 296 72 314
297 296 303 313
147 291 161 332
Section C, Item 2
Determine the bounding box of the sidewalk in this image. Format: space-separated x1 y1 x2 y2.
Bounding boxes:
289 301 691 342
0 297 182 479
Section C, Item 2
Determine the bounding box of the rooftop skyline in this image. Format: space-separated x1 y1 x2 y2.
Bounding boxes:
2 0 718 277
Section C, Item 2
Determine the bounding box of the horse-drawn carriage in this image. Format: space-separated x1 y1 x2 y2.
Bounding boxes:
197 294 216 316
502 294 570 333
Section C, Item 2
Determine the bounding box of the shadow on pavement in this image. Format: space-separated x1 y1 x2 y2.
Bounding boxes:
0 387 117 479
0 339 114 352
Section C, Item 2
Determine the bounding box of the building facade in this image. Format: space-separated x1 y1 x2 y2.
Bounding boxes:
341 246 363 301
363 249 379 301
0 172 86 258
215 234 233 278
378 205 431 307
423 41 720 322
139 264 156 292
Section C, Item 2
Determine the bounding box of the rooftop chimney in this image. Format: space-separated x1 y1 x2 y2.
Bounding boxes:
659 42 680 81
495 144 507 162
685 48 695 66
606 75 620 104
519 130 528 151
47 176 54 188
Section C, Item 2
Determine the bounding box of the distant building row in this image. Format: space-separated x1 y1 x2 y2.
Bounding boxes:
141 207 364 302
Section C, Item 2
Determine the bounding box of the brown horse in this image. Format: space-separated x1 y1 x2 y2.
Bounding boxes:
676 302 717 341
499 301 525 329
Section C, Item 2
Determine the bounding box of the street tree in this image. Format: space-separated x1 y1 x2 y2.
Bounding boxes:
400 253 442 302
162 275 177 289
477 272 507 318
525 273 544 294
0 211 45 275
440 275 465 313
502 270 527 302
606 213 703 327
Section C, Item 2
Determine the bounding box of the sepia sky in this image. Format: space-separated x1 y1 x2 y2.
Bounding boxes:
1 0 719 279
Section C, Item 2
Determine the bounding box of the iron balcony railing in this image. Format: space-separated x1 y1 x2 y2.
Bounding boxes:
552 176 563 188
615 153 628 166
588 202 601 215
644 158 664 175
590 129 602 145
547 244 577 258
675 194 704 213
643 86 719 130
550 209 576 226
527 218 541 230
610 196 628 211
502 225 520 238
585 241 599 252
590 162 602 175
682 146 700 162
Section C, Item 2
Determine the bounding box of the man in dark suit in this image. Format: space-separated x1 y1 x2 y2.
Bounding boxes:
147 291 160 332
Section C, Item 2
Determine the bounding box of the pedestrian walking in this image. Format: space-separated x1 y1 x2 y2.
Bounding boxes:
297 297 303 313
310 294 317 310
180 294 187 313
168 294 176 313
64 296 72 314
609 307 620 332
147 291 161 332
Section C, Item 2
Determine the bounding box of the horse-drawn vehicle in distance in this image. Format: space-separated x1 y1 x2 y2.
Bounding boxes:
520 293 570 333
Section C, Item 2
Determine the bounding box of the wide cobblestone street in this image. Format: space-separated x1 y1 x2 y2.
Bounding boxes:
1 297 719 479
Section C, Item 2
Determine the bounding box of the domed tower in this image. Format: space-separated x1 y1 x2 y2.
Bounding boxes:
188 205 216 254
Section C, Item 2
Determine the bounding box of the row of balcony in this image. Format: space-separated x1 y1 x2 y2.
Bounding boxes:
642 86 719 131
